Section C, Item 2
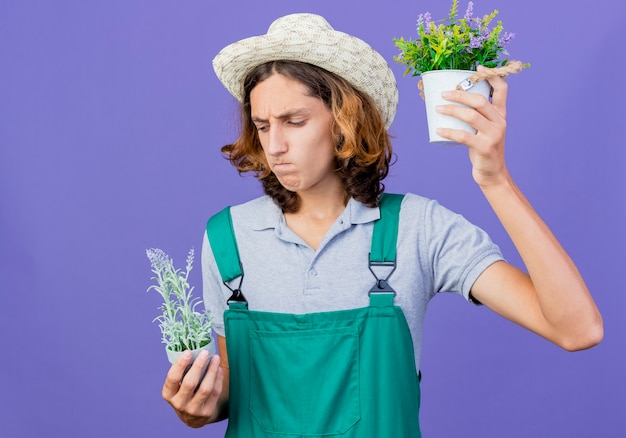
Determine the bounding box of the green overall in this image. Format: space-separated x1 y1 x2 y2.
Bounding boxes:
207 194 422 437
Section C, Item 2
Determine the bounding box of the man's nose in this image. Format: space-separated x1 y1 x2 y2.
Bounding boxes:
266 125 287 155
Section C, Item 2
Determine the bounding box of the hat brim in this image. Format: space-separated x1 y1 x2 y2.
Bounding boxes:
212 14 398 129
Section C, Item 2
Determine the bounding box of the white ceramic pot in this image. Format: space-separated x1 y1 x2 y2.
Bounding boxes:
421 69 491 144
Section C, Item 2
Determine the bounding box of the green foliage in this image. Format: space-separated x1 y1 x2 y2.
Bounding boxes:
393 0 517 76
146 248 213 352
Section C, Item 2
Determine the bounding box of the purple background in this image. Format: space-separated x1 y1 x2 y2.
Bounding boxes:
1 1 624 437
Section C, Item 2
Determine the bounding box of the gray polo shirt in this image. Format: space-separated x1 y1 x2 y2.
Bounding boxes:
202 193 503 370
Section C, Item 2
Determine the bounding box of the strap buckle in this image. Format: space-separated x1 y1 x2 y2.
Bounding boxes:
368 259 397 296
225 263 247 304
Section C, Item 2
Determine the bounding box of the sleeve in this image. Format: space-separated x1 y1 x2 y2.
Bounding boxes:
202 231 230 337
424 198 505 303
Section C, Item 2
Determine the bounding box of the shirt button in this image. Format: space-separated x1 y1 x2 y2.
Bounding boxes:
309 269 317 277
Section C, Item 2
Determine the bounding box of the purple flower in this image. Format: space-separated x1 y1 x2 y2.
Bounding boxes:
464 2 474 20
147 248 170 271
499 31 515 46
469 34 484 49
468 16 481 30
417 12 432 33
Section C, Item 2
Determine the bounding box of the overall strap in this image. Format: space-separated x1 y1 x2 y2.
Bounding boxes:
206 207 247 305
369 193 404 298
370 193 404 263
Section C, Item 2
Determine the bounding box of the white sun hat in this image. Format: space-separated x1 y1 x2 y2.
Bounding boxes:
212 13 398 129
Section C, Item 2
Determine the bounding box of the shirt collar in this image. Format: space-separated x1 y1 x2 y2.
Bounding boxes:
250 196 380 231
348 197 380 224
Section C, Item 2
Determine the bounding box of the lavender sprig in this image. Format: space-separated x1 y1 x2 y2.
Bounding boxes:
146 248 213 352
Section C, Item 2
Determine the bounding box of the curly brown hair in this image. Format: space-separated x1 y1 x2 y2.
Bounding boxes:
221 60 393 213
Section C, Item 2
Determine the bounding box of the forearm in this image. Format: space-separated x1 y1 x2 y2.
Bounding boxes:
480 174 603 350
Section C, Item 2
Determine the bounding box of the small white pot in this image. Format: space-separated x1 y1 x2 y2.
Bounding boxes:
421 69 491 144
165 340 216 366
166 341 216 385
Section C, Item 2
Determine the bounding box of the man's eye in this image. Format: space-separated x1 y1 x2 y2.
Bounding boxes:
256 125 268 132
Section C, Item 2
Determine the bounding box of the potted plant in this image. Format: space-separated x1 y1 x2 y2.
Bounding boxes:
146 247 214 368
393 0 527 143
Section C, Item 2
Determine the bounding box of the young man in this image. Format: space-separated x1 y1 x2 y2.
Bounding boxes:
161 14 602 437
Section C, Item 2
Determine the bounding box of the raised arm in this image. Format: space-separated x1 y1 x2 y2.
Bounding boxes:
435 72 603 351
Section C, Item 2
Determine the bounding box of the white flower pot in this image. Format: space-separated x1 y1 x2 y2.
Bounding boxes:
165 341 216 386
421 69 491 144
165 341 216 372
